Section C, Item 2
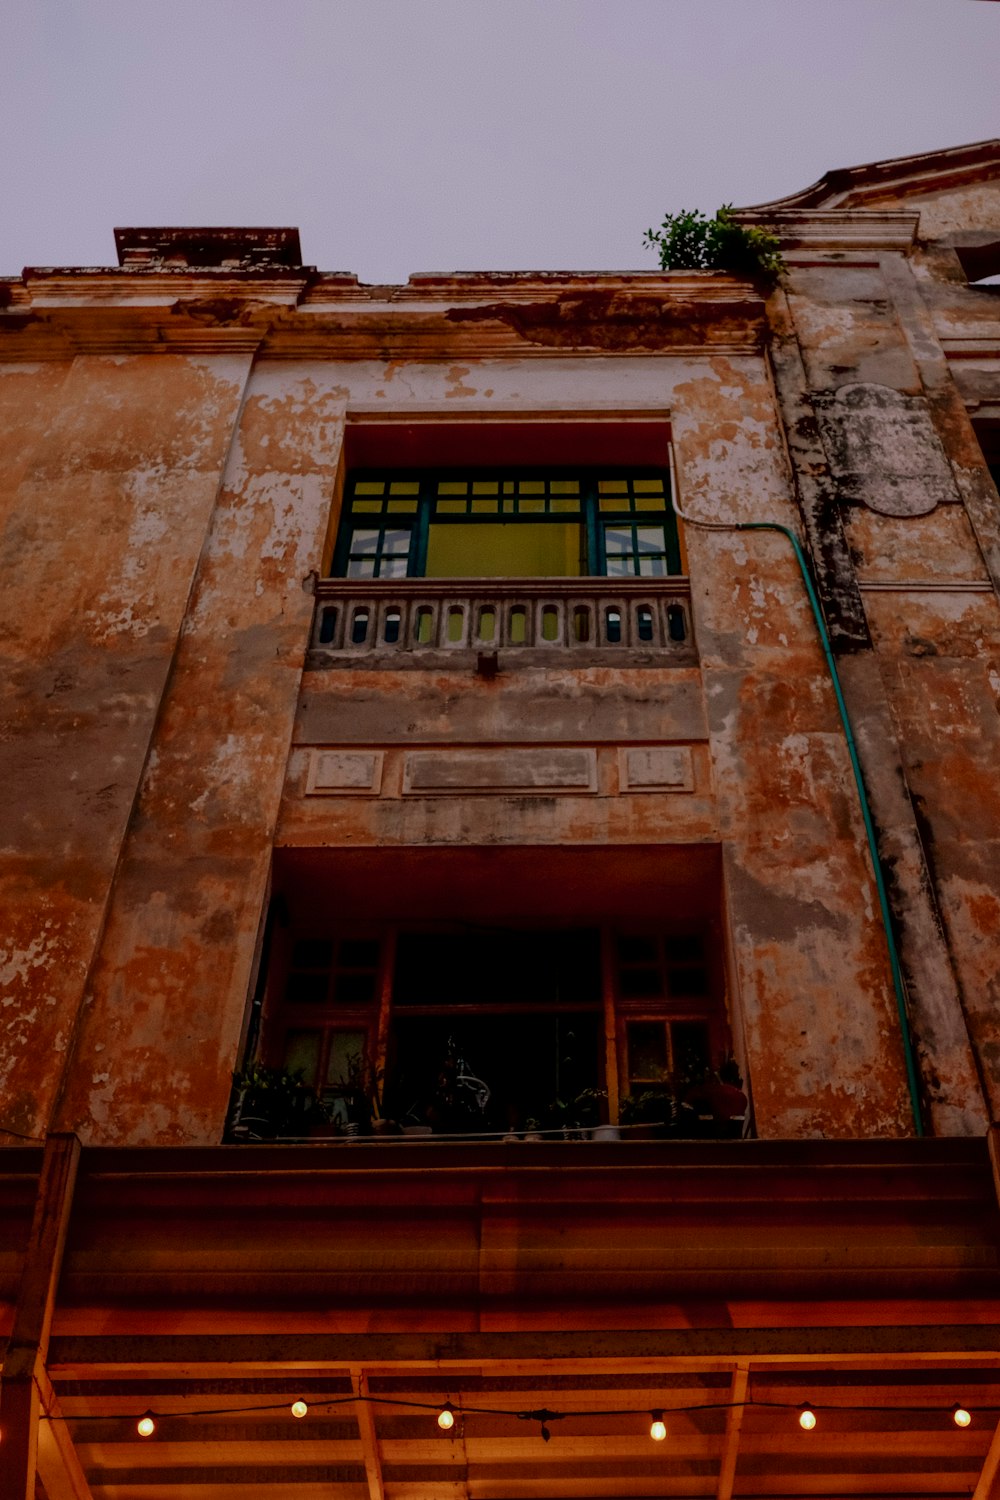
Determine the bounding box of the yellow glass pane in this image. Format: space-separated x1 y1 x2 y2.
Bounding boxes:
471 498 499 513
425 522 583 578
518 481 545 495
636 494 667 510
389 481 420 495
352 499 383 513
550 480 580 495
472 481 499 495
599 495 629 511
633 480 665 493
550 497 580 513
502 498 516 513
354 481 385 495
519 498 544 514
436 499 468 514
599 480 628 494
438 481 468 495
386 498 418 512
502 481 515 494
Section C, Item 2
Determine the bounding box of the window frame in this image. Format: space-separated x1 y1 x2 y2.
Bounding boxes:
331 468 681 581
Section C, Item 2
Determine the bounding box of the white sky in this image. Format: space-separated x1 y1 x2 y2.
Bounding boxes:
2 0 998 284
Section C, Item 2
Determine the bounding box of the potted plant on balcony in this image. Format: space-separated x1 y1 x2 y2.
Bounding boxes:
227 1063 323 1142
618 1084 677 1139
678 1056 749 1139
546 1086 607 1139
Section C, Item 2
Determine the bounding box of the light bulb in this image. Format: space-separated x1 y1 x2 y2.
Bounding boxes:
137 1413 156 1438
649 1410 666 1442
798 1404 816 1431
291 1400 308 1419
437 1403 455 1431
953 1404 972 1428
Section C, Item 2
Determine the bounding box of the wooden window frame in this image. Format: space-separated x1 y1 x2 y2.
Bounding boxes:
331 469 681 580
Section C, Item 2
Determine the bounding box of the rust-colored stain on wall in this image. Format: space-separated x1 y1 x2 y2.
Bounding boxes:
1 142 1000 1152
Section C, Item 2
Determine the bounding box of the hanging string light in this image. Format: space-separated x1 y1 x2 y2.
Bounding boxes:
40 1390 998 1439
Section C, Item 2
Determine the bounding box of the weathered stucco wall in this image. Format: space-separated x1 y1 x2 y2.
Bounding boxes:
772 240 997 1134
275 351 917 1139
52 364 347 1145
0 352 251 1140
2 203 998 1146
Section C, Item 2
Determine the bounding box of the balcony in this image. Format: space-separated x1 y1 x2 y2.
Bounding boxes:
310 576 695 661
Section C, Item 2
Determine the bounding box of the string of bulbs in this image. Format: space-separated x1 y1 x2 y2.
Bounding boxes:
39 1393 986 1441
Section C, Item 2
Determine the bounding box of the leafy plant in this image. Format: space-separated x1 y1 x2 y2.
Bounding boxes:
228 1062 324 1140
643 206 784 283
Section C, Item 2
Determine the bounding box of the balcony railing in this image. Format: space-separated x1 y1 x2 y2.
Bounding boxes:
311 577 695 656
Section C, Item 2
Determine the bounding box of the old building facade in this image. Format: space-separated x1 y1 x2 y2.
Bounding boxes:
2 139 1000 1497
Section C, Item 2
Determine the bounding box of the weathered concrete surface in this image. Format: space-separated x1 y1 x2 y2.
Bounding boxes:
0 353 250 1141
864 590 1000 1120
51 365 346 1145
672 358 914 1138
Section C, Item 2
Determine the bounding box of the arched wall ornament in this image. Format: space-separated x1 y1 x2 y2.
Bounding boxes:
815 381 957 517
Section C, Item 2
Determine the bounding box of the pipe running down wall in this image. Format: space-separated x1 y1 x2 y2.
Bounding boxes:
669 463 925 1137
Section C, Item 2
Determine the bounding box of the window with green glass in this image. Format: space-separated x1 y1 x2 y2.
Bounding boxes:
331 471 680 579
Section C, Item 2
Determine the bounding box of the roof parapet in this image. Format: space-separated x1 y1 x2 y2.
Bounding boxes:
113 226 304 270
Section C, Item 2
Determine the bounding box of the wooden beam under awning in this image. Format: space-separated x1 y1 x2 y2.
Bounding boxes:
46 1324 1000 1376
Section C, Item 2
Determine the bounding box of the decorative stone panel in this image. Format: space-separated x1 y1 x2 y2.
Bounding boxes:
307 750 384 795
402 748 598 796
618 745 694 793
816 382 957 517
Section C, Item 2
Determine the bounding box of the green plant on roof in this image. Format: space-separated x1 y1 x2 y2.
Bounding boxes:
643 206 784 282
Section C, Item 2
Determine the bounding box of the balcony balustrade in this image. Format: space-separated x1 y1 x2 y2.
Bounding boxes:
311 577 695 657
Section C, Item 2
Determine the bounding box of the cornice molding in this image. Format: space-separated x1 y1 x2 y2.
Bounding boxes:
739 138 1000 213
0 271 767 361
735 210 918 256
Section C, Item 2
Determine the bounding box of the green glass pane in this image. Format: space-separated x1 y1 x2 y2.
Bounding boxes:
326 1031 368 1088
425 522 583 578
627 1022 668 1079
283 1030 321 1085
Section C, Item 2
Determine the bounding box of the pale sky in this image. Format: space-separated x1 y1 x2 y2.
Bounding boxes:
2 0 998 284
